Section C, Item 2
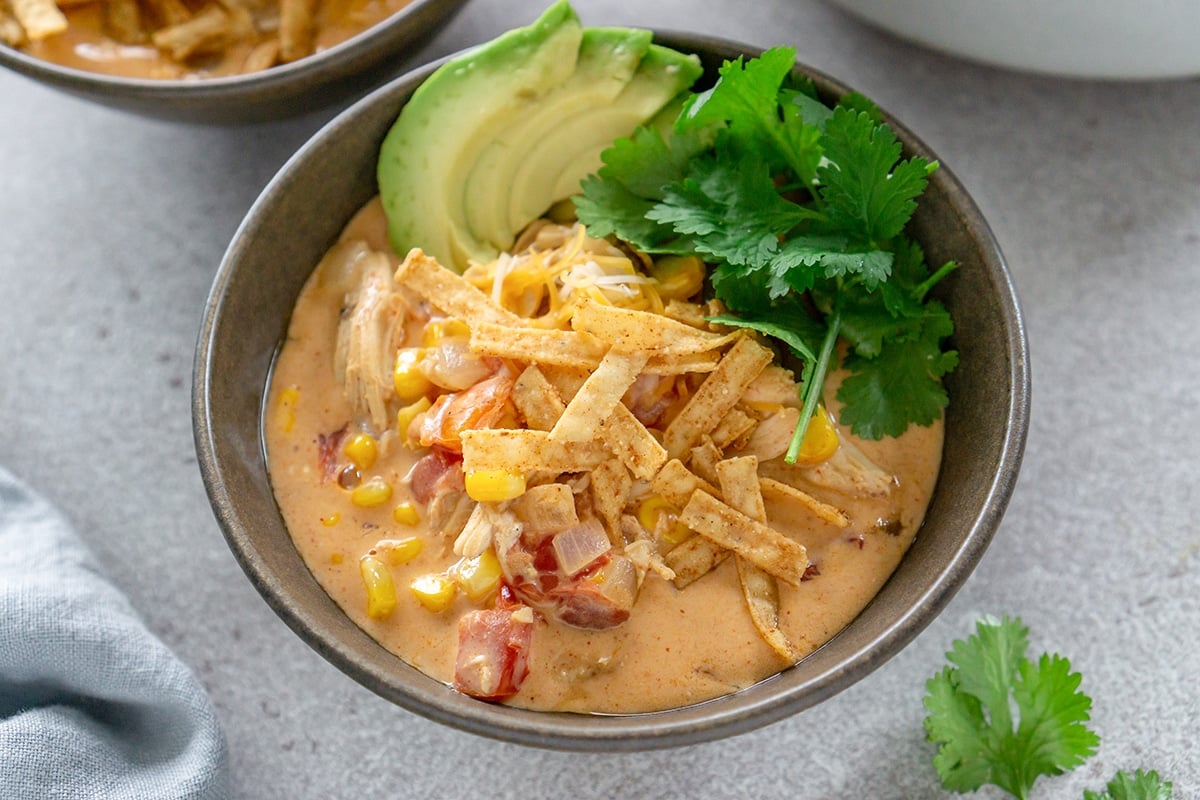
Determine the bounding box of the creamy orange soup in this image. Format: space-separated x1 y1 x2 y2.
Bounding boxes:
264 199 943 713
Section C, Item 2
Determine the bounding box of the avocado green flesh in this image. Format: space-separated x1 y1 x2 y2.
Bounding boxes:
510 45 703 228
378 0 582 270
377 0 704 273
463 26 654 257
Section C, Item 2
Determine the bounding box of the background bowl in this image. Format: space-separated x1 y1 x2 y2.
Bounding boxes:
194 32 1030 749
0 0 466 124
825 0 1200 79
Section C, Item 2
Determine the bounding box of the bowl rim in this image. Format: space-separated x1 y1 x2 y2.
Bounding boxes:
0 0 462 99
193 29 1030 750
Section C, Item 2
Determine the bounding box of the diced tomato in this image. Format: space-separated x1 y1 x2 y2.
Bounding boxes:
417 369 516 452
453 607 533 702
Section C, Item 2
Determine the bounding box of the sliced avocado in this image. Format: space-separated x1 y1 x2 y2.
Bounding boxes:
510 44 703 228
378 0 583 270
463 26 654 255
377 1 703 273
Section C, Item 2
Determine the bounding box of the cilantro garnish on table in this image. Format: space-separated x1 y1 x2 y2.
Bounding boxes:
923 616 1101 800
1085 770 1175 800
575 45 958 461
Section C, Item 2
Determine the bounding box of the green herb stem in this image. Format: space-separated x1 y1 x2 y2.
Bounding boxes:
785 307 841 464
912 260 958 302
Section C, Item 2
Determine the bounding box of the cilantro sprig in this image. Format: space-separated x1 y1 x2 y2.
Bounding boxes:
1085 770 1175 800
576 46 958 459
924 617 1178 800
923 617 1100 799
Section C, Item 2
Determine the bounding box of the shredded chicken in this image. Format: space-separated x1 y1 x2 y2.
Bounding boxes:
334 257 409 432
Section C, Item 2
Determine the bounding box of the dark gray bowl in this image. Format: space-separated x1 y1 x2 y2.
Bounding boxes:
0 0 465 124
194 32 1030 749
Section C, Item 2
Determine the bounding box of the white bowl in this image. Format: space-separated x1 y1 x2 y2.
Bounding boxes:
826 0 1200 79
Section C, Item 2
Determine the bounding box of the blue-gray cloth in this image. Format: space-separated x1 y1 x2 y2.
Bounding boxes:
0 467 229 799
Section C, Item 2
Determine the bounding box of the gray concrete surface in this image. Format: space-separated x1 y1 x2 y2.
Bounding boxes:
2 1 1198 797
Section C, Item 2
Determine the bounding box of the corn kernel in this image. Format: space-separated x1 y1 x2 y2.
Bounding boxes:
359 555 397 620
351 476 393 508
392 502 420 527
396 396 432 445
794 407 840 465
320 512 341 527
411 573 456 612
650 255 705 300
342 432 379 471
636 495 691 544
455 550 502 603
464 468 526 502
394 348 434 403
277 386 299 433
420 317 471 347
374 536 423 566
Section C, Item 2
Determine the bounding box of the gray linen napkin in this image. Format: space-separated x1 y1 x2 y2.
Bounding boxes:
0 466 229 799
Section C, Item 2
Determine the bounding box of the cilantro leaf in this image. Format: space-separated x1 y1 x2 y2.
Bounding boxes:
837 299 956 439
1085 770 1174 800
574 124 710 250
818 106 933 244
681 46 824 185
924 617 1100 800
708 309 821 363
647 150 805 269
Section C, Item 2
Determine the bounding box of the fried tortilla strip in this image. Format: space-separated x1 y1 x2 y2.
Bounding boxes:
215 0 255 39
142 0 191 28
597 403 668 481
716 456 801 663
103 0 146 43
570 296 737 355
538 364 590 402
512 482 578 533
550 350 648 444
277 0 313 61
643 349 720 375
395 249 524 328
665 535 728 589
0 9 26 46
758 476 850 529
460 428 607 475
470 321 607 370
715 457 765 522
688 436 723 487
10 0 65 39
589 458 631 546
649 458 717 508
152 4 228 59
662 335 774 461
710 407 757 450
241 37 280 72
678 490 809 587
661 299 708 329
512 365 565 431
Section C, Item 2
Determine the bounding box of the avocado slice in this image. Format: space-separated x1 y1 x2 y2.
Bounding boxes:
509 44 703 230
377 1 703 273
463 26 654 256
378 0 583 271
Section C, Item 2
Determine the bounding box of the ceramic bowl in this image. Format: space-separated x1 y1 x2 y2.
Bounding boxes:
0 0 466 123
826 0 1200 79
193 31 1030 749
